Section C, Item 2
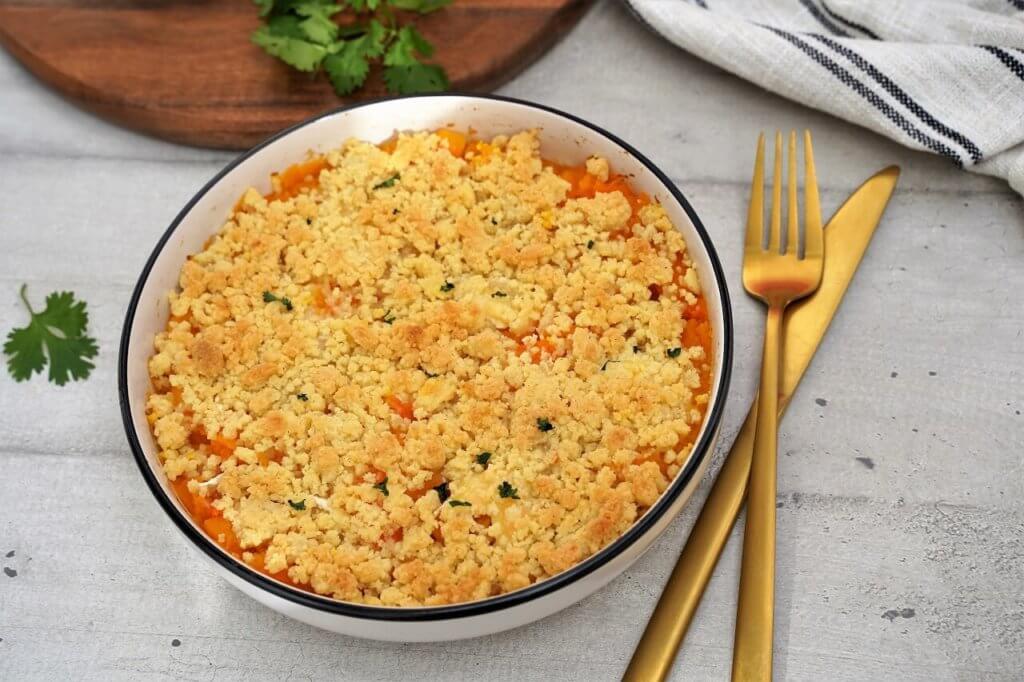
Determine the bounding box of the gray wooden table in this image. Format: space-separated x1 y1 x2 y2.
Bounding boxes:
2 3 1022 680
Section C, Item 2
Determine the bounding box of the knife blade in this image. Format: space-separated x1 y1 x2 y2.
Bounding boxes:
623 165 901 682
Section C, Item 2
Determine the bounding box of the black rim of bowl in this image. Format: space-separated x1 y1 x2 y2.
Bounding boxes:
118 92 734 623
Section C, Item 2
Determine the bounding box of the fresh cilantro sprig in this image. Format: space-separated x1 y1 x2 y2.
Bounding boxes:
251 0 451 97
4 284 98 386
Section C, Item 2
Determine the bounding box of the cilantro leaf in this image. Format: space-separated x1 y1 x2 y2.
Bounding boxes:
373 173 400 189
383 63 448 94
4 285 98 386
288 499 307 510
324 20 387 95
254 0 276 16
265 14 307 39
384 25 433 66
294 2 343 44
498 481 519 499
382 26 449 94
348 0 381 11
389 0 452 13
252 24 328 72
262 291 294 311
449 499 471 507
324 44 370 94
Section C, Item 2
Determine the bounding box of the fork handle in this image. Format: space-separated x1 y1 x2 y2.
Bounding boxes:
732 304 784 681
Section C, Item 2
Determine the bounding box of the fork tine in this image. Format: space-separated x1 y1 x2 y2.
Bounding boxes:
769 131 782 253
745 132 765 252
803 130 823 260
786 131 798 255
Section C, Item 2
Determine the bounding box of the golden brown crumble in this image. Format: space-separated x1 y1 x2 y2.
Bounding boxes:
146 129 712 606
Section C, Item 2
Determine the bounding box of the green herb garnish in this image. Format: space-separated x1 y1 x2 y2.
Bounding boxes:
666 347 682 358
434 480 451 503
498 481 519 499
536 417 554 432
373 173 400 189
449 499 471 507
4 285 98 386
373 477 389 496
587 240 595 249
381 309 395 324
263 291 293 311
440 281 455 292
491 291 507 298
476 452 492 468
296 392 309 401
251 1 450 97
288 499 307 510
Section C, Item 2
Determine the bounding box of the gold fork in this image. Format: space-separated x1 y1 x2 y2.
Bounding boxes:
732 130 823 681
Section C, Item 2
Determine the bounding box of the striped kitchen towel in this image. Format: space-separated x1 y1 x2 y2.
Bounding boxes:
624 0 1024 193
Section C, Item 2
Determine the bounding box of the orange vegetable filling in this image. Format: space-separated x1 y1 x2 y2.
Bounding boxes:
265 157 331 202
384 394 415 420
435 129 468 157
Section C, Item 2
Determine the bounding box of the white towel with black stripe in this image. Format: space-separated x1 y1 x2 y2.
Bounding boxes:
624 0 1024 193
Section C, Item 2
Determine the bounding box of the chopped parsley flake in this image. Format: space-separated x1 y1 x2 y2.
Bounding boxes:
373 477 389 496
536 417 554 432
373 173 400 190
440 281 455 292
288 499 306 511
475 451 492 468
498 481 519 499
449 499 472 507
666 347 682 358
262 291 293 311
587 240 595 249
296 393 309 401
491 291 508 298
381 310 395 325
434 481 451 503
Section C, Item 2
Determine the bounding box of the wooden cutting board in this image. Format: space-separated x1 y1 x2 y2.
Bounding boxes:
0 0 591 149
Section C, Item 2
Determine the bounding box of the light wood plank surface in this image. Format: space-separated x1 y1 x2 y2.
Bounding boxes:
1 2 1022 679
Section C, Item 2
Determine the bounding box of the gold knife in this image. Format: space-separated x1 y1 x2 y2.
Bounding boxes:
623 166 900 682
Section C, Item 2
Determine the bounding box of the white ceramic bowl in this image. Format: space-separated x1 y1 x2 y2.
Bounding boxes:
119 94 733 642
